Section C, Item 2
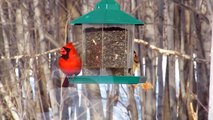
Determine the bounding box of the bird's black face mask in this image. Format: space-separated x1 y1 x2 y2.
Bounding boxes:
61 47 71 60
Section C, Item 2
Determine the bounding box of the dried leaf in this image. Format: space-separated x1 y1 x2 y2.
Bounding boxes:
141 82 153 91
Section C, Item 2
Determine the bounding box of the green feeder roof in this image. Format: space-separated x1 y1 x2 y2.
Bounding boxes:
70 0 144 25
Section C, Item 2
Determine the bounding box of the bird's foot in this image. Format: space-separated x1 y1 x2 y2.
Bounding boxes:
67 74 76 82
66 75 76 87
71 74 76 79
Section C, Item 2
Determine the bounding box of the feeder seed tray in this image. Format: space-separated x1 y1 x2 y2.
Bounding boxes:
69 76 146 84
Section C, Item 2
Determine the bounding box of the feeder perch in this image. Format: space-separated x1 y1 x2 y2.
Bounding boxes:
70 0 145 84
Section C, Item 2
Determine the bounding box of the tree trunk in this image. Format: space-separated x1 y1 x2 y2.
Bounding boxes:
193 3 210 120
163 65 170 120
157 0 164 120
0 1 20 119
140 0 157 119
33 0 58 119
166 1 177 119
105 85 119 120
15 1 38 119
127 1 139 119
128 85 138 120
176 1 188 119
208 3 213 119
86 84 104 120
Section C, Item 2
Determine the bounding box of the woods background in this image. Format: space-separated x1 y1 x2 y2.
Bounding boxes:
0 0 212 120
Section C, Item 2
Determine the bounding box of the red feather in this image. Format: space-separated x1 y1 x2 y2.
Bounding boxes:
58 43 82 87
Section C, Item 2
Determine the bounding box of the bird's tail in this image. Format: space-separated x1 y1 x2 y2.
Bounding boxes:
62 76 74 87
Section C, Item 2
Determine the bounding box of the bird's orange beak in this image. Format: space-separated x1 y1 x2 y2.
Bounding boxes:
60 47 67 56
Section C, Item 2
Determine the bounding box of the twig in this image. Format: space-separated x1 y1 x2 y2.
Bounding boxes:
196 96 209 112
121 85 128 96
134 38 191 59
0 48 60 61
117 100 131 119
134 38 210 64
189 91 208 113
0 82 20 120
64 16 70 44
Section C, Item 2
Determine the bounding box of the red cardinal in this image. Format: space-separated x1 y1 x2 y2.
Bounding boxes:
58 43 82 87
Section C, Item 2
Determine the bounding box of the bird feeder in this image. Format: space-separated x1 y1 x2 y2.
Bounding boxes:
70 0 146 84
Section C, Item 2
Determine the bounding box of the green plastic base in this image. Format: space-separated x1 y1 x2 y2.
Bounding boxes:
69 76 146 84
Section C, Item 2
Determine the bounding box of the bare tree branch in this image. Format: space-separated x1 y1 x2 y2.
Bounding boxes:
172 0 209 24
